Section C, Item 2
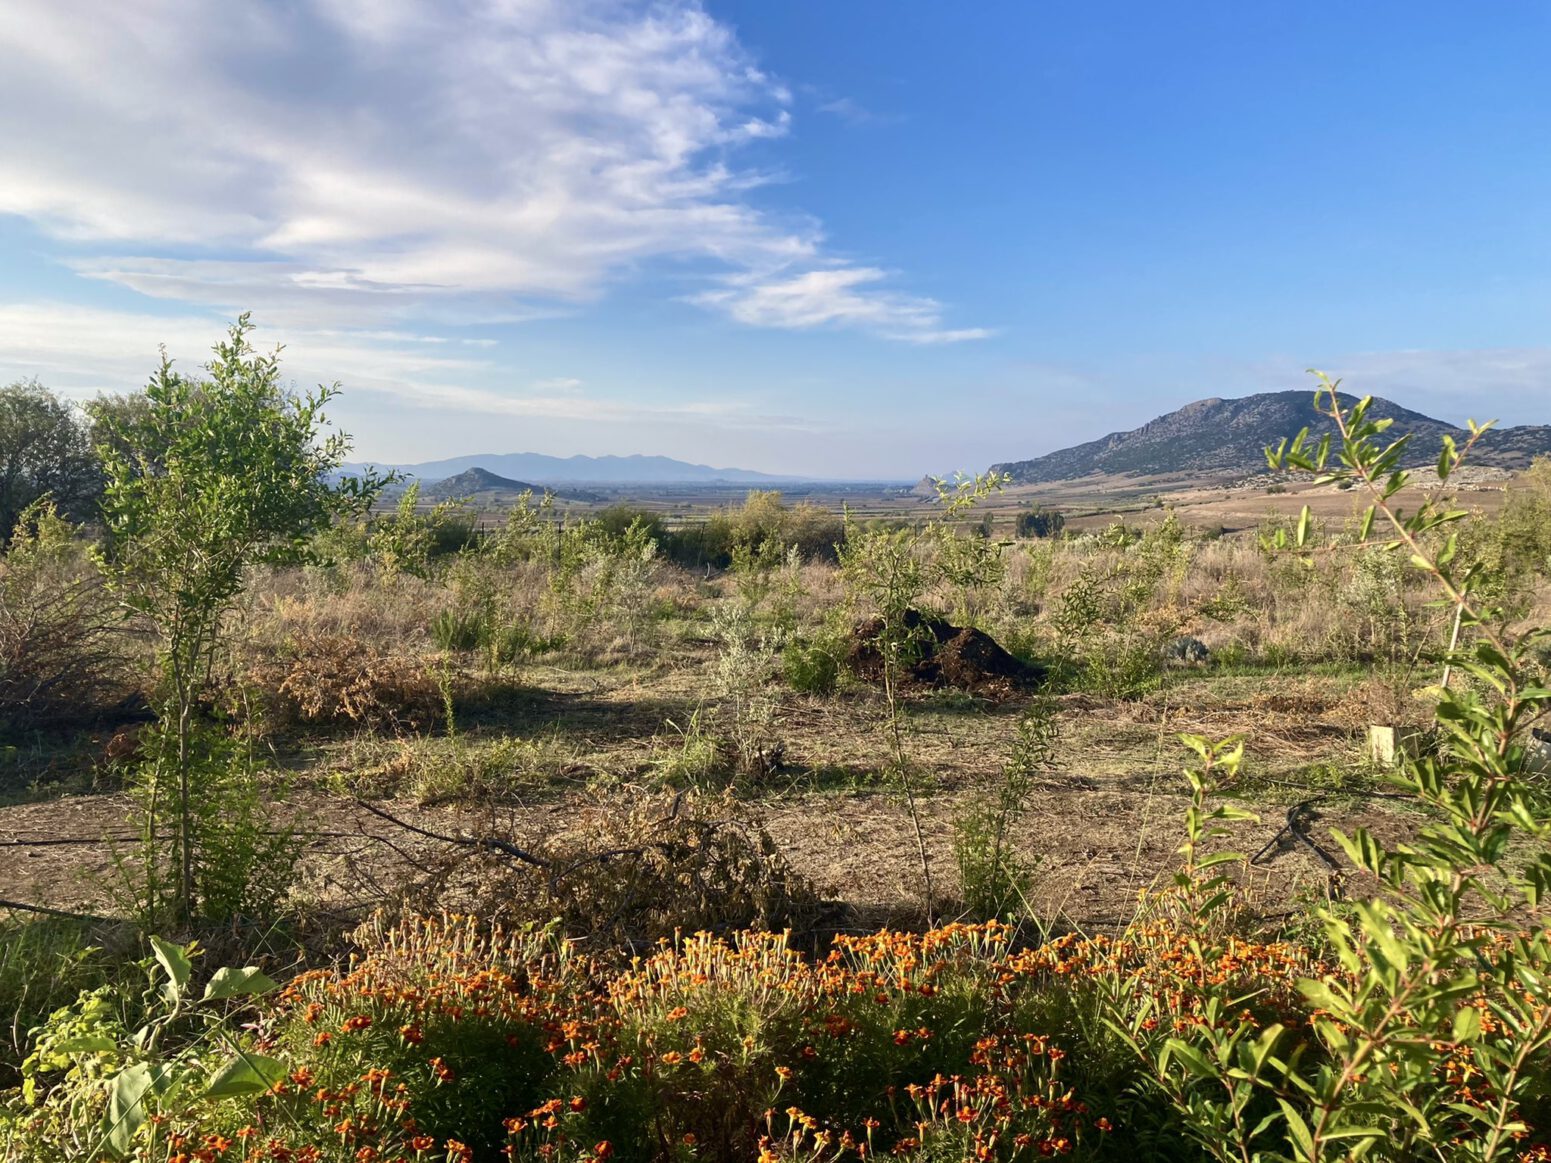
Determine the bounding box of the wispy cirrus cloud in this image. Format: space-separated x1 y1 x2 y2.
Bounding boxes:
0 0 981 345
692 267 994 344
814 95 902 127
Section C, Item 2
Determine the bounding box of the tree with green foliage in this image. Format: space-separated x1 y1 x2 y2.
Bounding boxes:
94 315 386 924
0 379 100 544
1014 507 1065 539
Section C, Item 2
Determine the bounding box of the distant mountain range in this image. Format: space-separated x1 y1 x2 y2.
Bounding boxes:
419 467 600 504
991 391 1551 484
342 451 797 485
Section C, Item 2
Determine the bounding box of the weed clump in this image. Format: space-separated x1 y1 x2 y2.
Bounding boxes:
239 631 444 734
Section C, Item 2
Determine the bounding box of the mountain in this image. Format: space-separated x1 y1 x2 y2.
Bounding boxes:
419 467 599 504
991 391 1551 484
342 451 797 485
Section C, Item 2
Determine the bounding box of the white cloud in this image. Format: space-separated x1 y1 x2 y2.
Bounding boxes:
693 267 994 344
0 302 809 430
814 96 900 126
0 0 981 344
532 376 585 393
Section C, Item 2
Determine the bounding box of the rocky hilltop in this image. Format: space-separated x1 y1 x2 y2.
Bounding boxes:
419 467 599 504
992 391 1551 483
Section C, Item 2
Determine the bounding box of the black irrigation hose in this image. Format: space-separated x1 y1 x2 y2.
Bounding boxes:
0 897 119 924
1250 797 1343 873
0 829 380 849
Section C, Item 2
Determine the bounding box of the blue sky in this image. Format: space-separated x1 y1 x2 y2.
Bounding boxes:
1 1 1548 478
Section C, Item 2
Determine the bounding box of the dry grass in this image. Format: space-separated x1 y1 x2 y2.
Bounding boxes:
4 492 1548 933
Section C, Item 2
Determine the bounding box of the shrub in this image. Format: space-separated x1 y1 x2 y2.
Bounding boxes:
241 630 444 733
431 606 483 653
115 721 303 927
595 504 665 542
1494 456 1551 577
1077 631 1163 699
662 490 845 568
0 917 131 1090
388 793 821 952
0 501 126 738
781 635 842 695
710 603 785 780
953 698 1057 921
368 483 471 578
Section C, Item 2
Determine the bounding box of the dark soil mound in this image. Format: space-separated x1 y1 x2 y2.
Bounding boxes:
847 609 1045 698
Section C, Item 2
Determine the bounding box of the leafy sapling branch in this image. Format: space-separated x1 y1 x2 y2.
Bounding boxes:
94 315 387 926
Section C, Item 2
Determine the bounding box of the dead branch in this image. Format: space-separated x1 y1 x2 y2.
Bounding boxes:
352 799 550 868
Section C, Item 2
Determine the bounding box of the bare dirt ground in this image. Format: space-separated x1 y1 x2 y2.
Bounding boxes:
0 671 1422 934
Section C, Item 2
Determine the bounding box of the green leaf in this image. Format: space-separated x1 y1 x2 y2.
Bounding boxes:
1163 1039 1217 1080
1179 734 1210 759
1277 1098 1315 1160
1452 1005 1483 1043
53 1034 118 1054
1297 979 1347 1013
1197 850 1249 869
100 1062 172 1158
203 966 279 1001
1295 505 1311 549
148 936 192 1005
205 1052 288 1099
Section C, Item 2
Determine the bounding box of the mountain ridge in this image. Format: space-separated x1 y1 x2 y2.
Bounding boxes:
991 391 1551 484
342 451 800 485
419 467 600 504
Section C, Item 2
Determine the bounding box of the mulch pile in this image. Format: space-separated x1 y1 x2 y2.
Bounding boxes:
846 609 1046 699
